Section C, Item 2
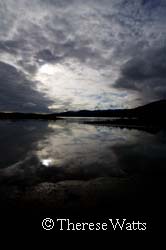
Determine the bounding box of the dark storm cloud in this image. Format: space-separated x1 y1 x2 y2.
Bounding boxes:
40 0 75 6
36 49 62 63
141 0 164 8
0 62 52 112
114 47 166 99
0 40 20 54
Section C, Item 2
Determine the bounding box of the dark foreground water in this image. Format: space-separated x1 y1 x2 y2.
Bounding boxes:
0 118 166 232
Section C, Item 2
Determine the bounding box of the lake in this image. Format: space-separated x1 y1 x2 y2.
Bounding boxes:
0 118 166 228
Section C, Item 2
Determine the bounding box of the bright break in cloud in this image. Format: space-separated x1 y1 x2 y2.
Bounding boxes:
0 0 166 112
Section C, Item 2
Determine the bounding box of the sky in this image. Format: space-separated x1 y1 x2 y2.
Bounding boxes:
0 0 166 112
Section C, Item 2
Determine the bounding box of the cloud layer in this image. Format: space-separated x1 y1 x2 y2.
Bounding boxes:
115 47 166 100
0 0 166 111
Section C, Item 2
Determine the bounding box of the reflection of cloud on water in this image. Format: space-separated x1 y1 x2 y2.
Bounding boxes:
0 120 50 168
35 122 135 178
1 121 166 212
113 140 166 175
1 120 166 189
0 121 137 186
0 155 41 184
0 121 165 188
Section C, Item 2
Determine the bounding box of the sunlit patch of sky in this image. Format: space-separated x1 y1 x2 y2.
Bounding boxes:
0 0 166 112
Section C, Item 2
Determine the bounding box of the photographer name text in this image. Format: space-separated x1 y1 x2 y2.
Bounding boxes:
42 218 147 231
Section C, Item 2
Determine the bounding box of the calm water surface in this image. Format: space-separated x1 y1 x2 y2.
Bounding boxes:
0 118 166 213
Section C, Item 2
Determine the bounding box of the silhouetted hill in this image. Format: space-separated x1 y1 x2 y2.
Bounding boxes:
0 100 166 121
0 112 60 120
81 100 166 132
132 100 166 119
56 100 166 120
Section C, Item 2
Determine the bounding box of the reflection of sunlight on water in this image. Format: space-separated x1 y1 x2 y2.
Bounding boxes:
34 121 151 176
41 159 53 167
41 158 62 167
0 119 163 181
37 124 141 163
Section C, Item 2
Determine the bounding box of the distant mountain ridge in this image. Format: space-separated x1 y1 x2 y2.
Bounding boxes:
0 100 166 120
0 112 60 120
56 100 166 119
